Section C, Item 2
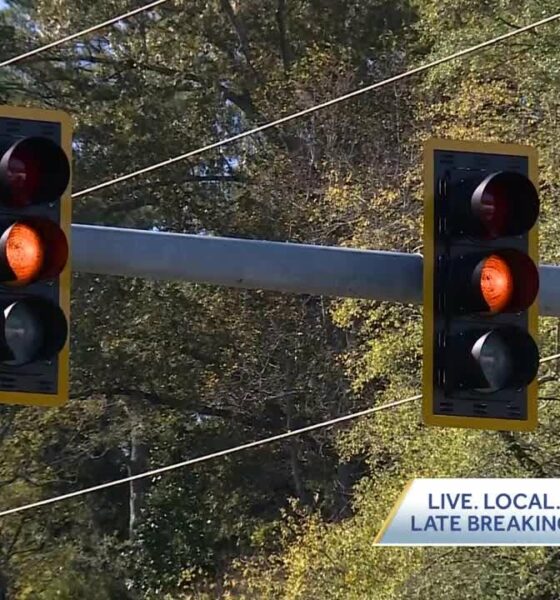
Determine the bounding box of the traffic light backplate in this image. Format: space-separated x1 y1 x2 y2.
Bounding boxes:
0 105 71 407
423 138 538 431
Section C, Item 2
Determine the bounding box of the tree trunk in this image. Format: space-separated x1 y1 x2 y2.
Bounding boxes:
127 425 149 541
288 440 311 507
333 460 356 520
125 395 150 541
285 397 311 507
0 566 8 600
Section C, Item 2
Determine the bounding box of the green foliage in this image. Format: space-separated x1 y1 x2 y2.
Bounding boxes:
0 0 558 598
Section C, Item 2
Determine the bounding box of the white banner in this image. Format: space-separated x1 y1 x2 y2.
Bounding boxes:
375 479 560 545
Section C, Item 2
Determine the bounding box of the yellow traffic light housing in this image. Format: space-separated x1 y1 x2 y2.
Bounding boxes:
423 139 539 431
0 105 71 406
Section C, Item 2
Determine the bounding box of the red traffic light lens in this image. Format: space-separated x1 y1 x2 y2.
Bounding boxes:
471 172 539 238
0 137 70 206
6 147 41 207
1 298 67 365
0 219 68 285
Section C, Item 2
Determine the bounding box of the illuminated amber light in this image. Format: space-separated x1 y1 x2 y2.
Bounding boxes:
5 223 45 284
480 255 513 313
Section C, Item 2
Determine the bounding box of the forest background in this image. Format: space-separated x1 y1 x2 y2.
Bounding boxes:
0 0 559 598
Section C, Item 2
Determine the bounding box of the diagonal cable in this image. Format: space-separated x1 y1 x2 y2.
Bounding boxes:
0 350 558 519
0 0 172 69
539 352 560 365
72 12 560 199
0 395 421 518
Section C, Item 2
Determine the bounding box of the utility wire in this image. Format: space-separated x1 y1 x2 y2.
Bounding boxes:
0 0 172 69
0 350 558 519
539 352 560 365
72 12 560 200
0 6 555 519
0 395 421 518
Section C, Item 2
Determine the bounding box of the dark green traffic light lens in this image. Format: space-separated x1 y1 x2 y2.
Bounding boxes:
1 299 67 365
471 331 513 392
470 328 539 393
3 301 45 366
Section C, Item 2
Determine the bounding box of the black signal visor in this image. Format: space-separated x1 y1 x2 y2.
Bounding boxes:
0 136 70 207
450 171 539 239
470 171 539 238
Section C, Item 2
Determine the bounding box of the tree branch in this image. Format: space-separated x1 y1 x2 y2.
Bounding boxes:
220 84 302 152
22 54 203 82
499 431 548 477
496 15 538 35
3 518 25 561
219 0 261 80
73 387 250 420
0 407 16 445
276 0 293 71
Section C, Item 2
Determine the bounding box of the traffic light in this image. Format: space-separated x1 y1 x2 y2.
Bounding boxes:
0 105 71 406
423 139 539 431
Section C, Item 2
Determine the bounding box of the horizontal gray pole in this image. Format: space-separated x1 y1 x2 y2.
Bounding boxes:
71 225 560 317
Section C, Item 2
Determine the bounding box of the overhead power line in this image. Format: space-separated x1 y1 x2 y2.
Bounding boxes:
0 350 558 519
0 0 172 69
1 346 559 520
72 12 560 200
0 395 421 518
539 352 560 365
